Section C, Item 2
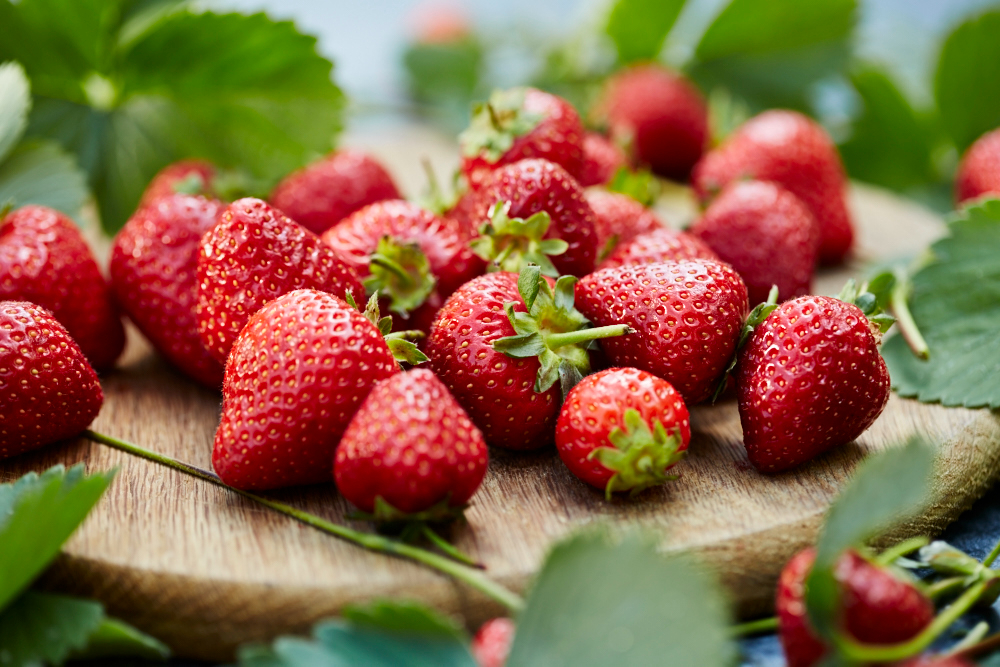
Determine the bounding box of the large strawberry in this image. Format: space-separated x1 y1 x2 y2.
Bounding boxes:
777 548 934 667
585 190 663 261
598 227 718 271
427 267 632 450
692 110 854 265
955 127 1000 205
460 87 585 187
321 200 483 334
472 618 515 667
269 150 401 235
689 180 819 306
0 205 125 371
0 301 103 459
556 367 689 498
575 260 748 404
196 197 364 364
595 64 708 181
140 159 216 208
578 132 627 187
111 194 226 388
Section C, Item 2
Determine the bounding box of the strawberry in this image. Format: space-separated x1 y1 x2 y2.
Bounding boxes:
689 180 819 306
578 132 627 187
427 266 632 450
777 548 934 667
196 197 365 364
445 187 482 234
334 368 488 517
321 200 483 335
556 367 689 497
692 110 854 265
471 618 515 667
575 260 748 404
460 87 585 187
140 160 216 208
0 205 125 371
585 190 664 261
900 657 975 667
469 158 598 277
0 301 103 459
212 289 405 490
269 150 401 235
955 127 1000 205
595 64 708 181
598 227 718 271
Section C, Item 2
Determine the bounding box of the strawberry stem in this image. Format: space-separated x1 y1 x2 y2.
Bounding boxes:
83 429 524 613
545 324 634 349
986 537 1000 567
888 271 930 360
421 524 484 569
728 616 778 637
873 535 929 566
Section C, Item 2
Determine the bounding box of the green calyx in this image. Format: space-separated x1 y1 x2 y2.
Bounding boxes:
711 285 781 403
470 201 569 277
459 87 544 162
492 264 634 397
363 236 437 317
345 291 429 366
607 166 662 208
590 409 686 501
351 496 467 525
837 276 897 338
417 158 461 216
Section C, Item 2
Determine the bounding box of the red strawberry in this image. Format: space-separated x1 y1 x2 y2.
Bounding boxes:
556 367 689 497
900 657 975 667
427 267 632 450
955 127 1000 205
111 194 226 388
598 227 718 271
578 132 627 187
460 87 585 187
689 180 819 306
0 205 125 371
470 159 598 277
0 301 103 459
270 150 401 235
777 548 934 667
196 198 365 364
334 368 488 516
585 190 664 261
471 618 515 667
140 160 216 208
692 110 854 265
595 64 708 181
212 289 400 490
575 261 748 404
321 200 483 335
737 294 891 472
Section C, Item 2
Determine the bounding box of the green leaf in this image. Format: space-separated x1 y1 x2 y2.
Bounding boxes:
934 10 1000 153
0 61 30 163
0 463 116 609
0 139 89 216
881 198 1000 408
70 616 171 661
341 600 468 642
403 39 485 131
507 530 734 666
605 0 686 65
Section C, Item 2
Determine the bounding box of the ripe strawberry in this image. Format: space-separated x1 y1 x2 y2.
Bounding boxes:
595 64 708 181
460 87 585 187
469 158 598 277
269 150 401 235
111 194 226 388
575 260 748 404
334 368 488 516
0 301 103 459
212 289 401 490
692 110 854 265
737 292 891 472
427 267 632 450
471 618 515 667
585 190 663 261
556 367 689 497
598 227 718 271
196 197 364 364
689 180 819 306
955 127 1000 205
0 205 125 371
321 200 483 335
578 132 627 187
777 548 934 667
140 160 216 208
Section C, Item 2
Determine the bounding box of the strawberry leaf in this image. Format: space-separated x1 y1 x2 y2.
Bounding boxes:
605 0 686 65
0 61 30 164
0 139 89 218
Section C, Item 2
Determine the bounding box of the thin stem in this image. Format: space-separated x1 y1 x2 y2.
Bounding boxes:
954 630 1000 659
983 534 1000 567
874 536 930 566
924 576 967 601
83 430 524 613
546 324 634 349
421 524 484 569
945 620 990 656
889 271 930 360
369 254 415 287
729 616 778 637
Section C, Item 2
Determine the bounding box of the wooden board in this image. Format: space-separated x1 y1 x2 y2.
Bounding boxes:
4 127 1000 661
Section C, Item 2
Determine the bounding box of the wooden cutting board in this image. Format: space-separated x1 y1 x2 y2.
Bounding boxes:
4 126 1000 661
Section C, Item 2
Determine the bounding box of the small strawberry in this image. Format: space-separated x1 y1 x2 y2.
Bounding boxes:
111 194 226 388
427 266 632 450
471 618 515 667
469 158 598 277
692 110 854 265
140 160 216 208
0 205 125 371
556 367 689 498
585 190 664 261
955 127 1000 205
595 64 708 181
598 227 718 271
460 87 585 187
689 180 819 306
0 301 103 459
334 368 488 518
575 260 748 404
777 548 934 667
196 197 365 364
269 150 401 235
578 132 627 187
321 200 483 335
